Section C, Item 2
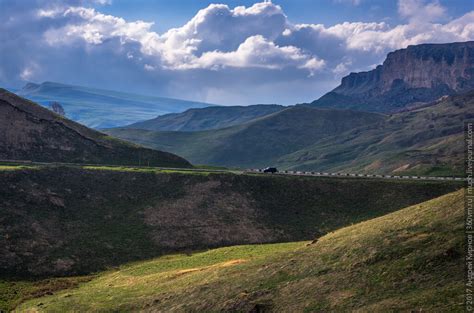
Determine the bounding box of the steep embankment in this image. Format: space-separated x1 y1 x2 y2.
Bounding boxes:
0 89 191 167
106 106 385 168
0 166 461 278
278 91 473 175
312 41 474 112
125 104 285 132
14 189 465 312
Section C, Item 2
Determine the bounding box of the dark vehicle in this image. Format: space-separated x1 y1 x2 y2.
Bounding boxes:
263 167 278 173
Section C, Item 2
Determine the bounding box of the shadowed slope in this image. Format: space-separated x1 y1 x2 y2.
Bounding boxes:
0 89 191 167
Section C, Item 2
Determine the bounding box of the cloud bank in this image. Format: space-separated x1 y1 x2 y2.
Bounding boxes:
1 0 473 104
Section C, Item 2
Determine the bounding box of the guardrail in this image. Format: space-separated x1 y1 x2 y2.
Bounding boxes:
244 169 466 182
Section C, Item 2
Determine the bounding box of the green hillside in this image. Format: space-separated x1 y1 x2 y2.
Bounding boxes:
277 91 472 176
12 189 464 312
0 166 460 280
106 106 385 168
0 89 191 168
106 91 471 175
125 104 285 132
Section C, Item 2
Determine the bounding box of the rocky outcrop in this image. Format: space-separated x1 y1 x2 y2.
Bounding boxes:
50 101 65 116
312 41 474 112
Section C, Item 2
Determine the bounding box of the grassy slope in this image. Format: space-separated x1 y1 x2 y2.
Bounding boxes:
125 104 285 132
14 189 464 312
0 166 461 279
106 106 385 168
277 91 472 175
0 89 191 168
18 82 214 128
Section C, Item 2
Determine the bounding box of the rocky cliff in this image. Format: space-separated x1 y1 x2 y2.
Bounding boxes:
312 41 474 112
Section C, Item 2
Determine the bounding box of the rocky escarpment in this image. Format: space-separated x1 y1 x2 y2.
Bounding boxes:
312 41 474 112
0 89 191 167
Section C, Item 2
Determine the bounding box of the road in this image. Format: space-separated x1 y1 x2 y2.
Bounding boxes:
244 169 466 182
0 159 466 182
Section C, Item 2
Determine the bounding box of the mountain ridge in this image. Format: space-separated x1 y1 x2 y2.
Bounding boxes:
0 89 191 167
311 41 474 112
124 104 285 132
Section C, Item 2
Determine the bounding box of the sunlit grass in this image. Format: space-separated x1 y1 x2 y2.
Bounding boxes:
16 190 464 312
0 165 36 171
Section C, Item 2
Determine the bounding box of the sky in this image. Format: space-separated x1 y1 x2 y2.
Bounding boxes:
1 0 474 105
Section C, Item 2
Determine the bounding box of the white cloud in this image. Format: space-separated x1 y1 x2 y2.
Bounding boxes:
37 1 474 77
2 0 474 105
171 35 325 74
398 0 446 22
20 63 39 81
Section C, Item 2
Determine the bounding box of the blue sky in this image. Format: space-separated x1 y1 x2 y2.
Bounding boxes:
100 0 472 31
1 0 474 105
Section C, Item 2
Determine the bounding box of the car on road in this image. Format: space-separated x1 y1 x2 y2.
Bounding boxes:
263 167 278 173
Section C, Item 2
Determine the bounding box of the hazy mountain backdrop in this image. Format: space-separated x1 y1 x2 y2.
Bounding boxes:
17 82 216 129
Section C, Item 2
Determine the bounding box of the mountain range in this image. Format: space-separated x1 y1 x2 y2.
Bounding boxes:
106 106 384 168
0 89 190 167
17 82 215 129
105 41 472 175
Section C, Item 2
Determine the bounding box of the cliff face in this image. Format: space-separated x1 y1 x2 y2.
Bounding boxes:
313 41 474 112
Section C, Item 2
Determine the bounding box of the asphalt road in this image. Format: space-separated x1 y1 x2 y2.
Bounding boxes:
0 159 466 182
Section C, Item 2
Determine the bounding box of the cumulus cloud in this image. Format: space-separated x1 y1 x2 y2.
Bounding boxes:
1 0 474 105
170 35 325 74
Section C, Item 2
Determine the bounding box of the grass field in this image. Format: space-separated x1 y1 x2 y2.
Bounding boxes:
9 189 464 312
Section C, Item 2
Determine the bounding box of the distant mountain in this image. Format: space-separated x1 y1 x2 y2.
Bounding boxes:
311 41 474 112
106 91 472 174
0 89 191 167
17 82 216 128
125 104 285 132
278 91 473 176
106 106 384 168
